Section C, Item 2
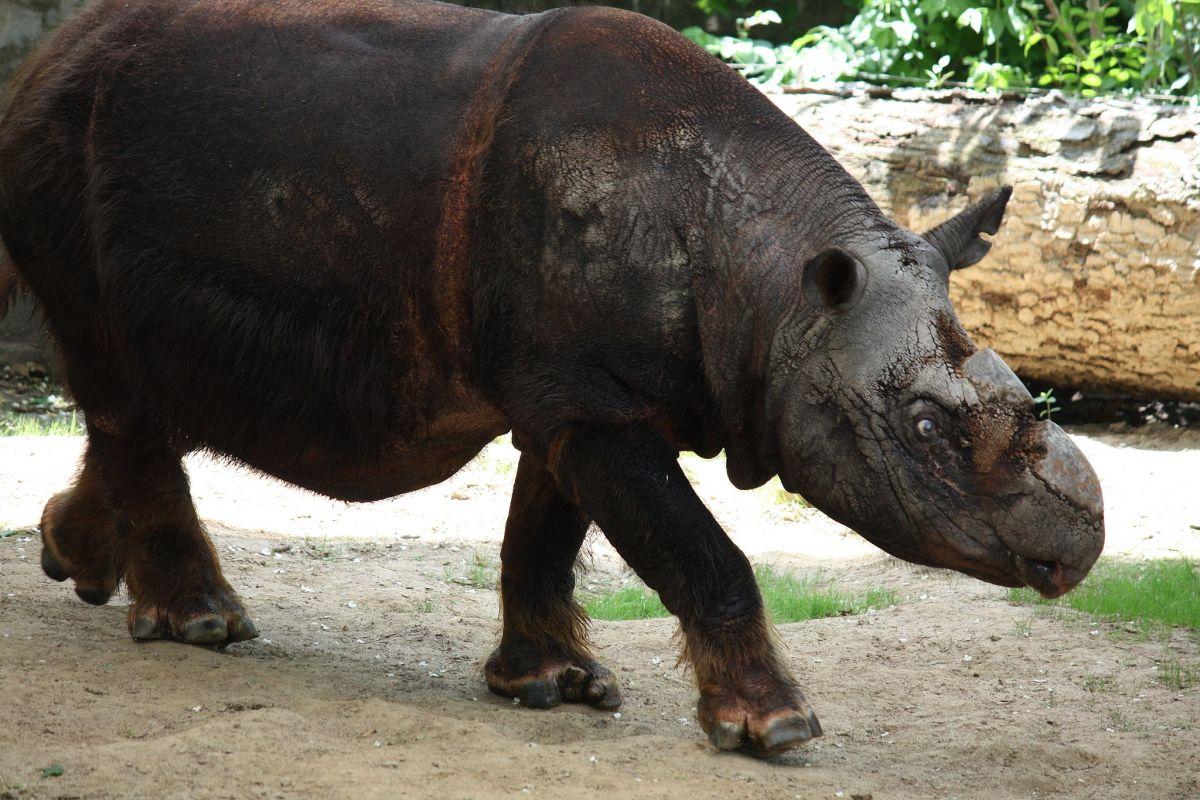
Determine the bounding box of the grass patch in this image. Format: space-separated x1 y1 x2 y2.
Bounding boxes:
1007 558 1200 634
1157 659 1199 690
1082 674 1117 693
755 565 896 623
0 411 83 437
585 584 671 620
465 552 496 589
584 565 896 623
441 551 497 590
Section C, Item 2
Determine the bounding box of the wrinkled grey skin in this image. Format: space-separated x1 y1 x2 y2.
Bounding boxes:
761 200 1104 598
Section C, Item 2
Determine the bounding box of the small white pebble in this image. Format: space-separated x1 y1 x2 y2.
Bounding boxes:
678 717 689 725
612 712 622 720
301 586 315 593
373 741 381 748
589 756 598 764
191 706 202 712
347 601 357 608
962 655 973 662
259 547 271 556
262 639 272 645
651 656 662 665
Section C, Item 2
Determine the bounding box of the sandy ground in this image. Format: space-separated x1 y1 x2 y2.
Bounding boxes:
0 427 1197 800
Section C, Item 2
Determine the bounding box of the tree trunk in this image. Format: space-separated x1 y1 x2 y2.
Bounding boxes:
770 88 1200 400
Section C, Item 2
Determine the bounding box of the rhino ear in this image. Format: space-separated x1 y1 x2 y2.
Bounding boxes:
922 186 1013 271
802 248 866 310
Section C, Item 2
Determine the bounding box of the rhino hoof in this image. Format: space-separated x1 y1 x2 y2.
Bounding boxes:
699 692 822 757
127 592 259 648
486 647 622 711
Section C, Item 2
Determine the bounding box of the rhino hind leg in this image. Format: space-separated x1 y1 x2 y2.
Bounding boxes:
40 452 121 606
549 424 821 757
67 424 257 647
485 453 621 710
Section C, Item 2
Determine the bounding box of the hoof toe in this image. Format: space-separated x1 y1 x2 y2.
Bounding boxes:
227 615 259 643
754 712 816 756
708 721 744 751
806 708 823 738
41 545 69 582
75 584 113 606
180 615 229 645
131 616 162 641
514 678 562 709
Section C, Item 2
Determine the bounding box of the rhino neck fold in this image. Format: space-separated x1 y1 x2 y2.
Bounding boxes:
688 122 889 489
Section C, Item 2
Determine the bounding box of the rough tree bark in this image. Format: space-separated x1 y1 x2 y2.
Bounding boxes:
771 88 1200 399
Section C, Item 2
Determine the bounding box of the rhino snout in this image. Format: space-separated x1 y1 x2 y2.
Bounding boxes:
1005 421 1105 598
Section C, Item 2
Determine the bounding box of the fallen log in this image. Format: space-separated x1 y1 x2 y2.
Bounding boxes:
770 87 1200 400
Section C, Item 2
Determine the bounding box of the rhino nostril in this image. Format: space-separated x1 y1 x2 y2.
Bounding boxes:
1015 555 1075 598
1030 559 1058 583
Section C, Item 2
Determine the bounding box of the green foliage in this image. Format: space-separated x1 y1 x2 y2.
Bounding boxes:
1008 558 1200 632
684 0 1200 97
584 566 897 623
1157 658 1199 689
1034 388 1061 419
585 585 670 620
0 411 83 437
753 565 898 622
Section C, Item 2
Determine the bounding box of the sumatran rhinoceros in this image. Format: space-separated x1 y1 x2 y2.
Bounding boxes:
0 0 1103 756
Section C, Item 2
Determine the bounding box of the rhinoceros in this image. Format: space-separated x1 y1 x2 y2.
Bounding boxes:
0 0 1103 756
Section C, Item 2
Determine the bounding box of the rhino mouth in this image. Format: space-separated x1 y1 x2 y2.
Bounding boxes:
938 552 1075 598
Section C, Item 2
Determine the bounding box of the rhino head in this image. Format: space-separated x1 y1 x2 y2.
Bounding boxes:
730 187 1104 598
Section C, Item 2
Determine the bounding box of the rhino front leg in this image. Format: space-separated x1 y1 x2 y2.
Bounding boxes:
548 424 821 757
486 453 621 710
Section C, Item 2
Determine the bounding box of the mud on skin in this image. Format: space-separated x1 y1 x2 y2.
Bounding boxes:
0 0 1103 758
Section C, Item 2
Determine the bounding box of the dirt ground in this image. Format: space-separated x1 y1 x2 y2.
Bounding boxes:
1 427 1198 800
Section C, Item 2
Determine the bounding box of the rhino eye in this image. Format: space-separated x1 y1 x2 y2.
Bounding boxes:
915 417 938 440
